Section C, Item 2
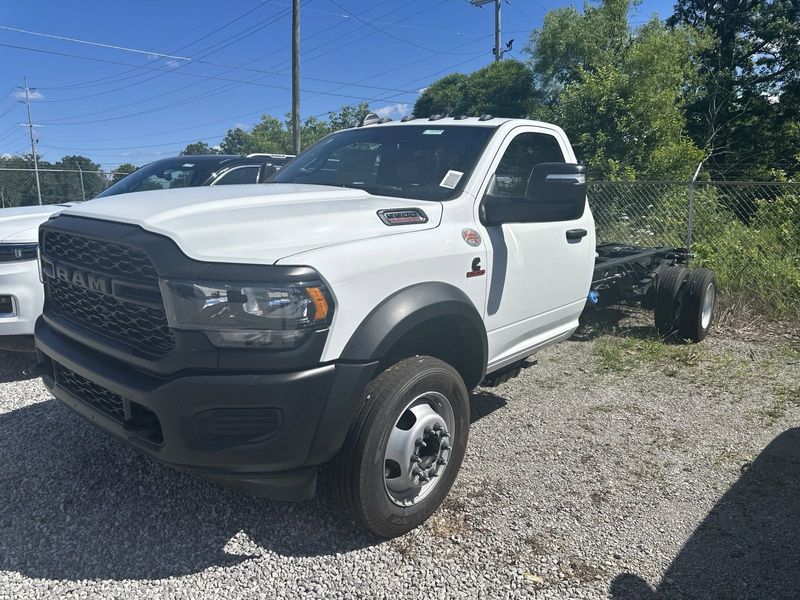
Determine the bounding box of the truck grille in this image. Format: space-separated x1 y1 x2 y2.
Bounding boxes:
44 230 158 281
42 230 175 358
55 362 126 423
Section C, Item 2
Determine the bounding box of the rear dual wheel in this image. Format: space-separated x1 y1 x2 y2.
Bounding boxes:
330 356 469 538
654 266 717 342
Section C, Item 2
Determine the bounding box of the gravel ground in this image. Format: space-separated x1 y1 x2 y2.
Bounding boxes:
1 308 798 600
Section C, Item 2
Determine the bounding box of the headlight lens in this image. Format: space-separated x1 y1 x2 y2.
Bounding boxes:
159 279 333 349
0 243 38 263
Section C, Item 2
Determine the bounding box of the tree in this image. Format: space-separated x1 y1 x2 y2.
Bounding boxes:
526 0 708 179
218 103 372 155
669 0 800 178
53 155 105 200
413 60 537 118
219 128 250 155
111 163 137 184
181 141 217 155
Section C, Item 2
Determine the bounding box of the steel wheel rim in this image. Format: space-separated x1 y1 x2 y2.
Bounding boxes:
701 282 715 329
383 391 455 507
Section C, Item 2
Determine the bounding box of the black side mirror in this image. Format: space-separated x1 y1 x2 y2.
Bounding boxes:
481 163 586 225
258 164 278 183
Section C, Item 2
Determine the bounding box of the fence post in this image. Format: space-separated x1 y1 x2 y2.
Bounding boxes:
686 180 695 256
76 164 86 202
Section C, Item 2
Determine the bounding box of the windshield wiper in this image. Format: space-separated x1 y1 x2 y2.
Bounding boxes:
339 182 404 196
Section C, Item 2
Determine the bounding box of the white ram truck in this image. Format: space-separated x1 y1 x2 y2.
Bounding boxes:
34 115 714 537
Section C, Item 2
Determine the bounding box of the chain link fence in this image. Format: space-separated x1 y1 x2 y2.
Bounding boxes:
590 181 800 318
1 168 798 318
0 168 119 207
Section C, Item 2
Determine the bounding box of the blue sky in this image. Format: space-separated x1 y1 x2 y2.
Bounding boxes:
0 0 673 169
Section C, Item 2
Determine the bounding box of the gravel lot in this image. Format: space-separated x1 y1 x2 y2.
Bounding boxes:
1 308 798 600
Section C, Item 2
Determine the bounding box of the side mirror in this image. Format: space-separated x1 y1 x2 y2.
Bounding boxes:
481 163 586 225
258 164 278 183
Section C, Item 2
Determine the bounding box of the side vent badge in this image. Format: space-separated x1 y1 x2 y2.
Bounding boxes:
462 228 482 247
377 208 429 226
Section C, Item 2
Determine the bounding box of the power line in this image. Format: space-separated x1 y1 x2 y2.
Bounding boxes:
31 1 279 92
6 1 454 131
0 42 424 125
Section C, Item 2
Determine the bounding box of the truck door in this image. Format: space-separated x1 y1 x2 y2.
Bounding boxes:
479 127 595 371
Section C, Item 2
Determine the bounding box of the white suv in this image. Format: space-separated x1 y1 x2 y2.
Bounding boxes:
0 204 71 350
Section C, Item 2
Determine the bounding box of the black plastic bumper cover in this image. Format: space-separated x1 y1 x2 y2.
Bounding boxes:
36 319 377 501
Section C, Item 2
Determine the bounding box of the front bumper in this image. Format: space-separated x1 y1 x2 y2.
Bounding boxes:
0 258 42 337
36 319 377 500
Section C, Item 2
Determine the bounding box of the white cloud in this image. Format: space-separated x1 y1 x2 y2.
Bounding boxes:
375 103 411 120
165 59 181 69
418 87 428 94
13 90 43 100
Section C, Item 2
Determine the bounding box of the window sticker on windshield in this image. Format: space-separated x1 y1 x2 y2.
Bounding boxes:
182 163 195 168
440 170 464 189
423 129 444 135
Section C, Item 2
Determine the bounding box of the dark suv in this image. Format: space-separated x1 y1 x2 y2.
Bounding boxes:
97 154 293 198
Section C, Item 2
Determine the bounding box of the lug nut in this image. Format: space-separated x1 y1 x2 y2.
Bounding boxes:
410 455 421 463
437 457 447 465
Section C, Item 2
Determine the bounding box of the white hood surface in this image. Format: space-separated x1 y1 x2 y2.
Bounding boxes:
60 184 442 264
0 204 73 244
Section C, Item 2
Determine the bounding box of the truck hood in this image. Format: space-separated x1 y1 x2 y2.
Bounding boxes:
59 184 442 264
0 204 74 243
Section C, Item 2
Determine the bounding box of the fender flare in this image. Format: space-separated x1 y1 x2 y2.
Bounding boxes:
341 282 488 389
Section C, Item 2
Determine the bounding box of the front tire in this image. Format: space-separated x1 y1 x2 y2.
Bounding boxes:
330 356 470 538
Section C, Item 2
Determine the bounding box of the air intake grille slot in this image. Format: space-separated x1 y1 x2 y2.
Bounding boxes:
55 362 126 423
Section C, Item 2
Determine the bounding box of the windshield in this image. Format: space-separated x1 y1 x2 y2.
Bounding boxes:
97 158 221 198
272 125 496 201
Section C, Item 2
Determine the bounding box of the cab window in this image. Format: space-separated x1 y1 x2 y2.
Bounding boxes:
490 132 564 199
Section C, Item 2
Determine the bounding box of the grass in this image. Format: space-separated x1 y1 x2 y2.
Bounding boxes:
593 335 704 374
753 384 800 426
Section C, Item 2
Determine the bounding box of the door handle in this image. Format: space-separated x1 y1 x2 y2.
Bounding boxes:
566 228 588 241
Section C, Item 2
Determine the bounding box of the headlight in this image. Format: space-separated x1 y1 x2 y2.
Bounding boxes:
0 243 38 263
159 279 333 349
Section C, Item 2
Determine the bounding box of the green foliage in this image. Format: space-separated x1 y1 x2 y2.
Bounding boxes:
691 191 800 317
180 141 217 155
670 0 800 179
526 0 709 179
219 103 370 155
111 163 137 184
413 60 537 118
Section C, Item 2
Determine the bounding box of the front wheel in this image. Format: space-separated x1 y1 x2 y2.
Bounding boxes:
330 356 470 538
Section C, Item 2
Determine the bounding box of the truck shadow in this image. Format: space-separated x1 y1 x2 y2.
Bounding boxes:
609 427 800 599
0 390 509 581
0 349 39 384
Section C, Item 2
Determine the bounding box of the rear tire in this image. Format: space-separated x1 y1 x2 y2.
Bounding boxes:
330 356 469 538
654 266 689 339
679 268 717 342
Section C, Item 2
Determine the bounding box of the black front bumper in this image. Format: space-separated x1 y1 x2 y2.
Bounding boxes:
36 319 377 501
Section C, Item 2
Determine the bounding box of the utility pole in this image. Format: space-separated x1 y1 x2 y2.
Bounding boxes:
493 0 501 62
291 0 301 154
469 0 504 62
22 77 42 205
